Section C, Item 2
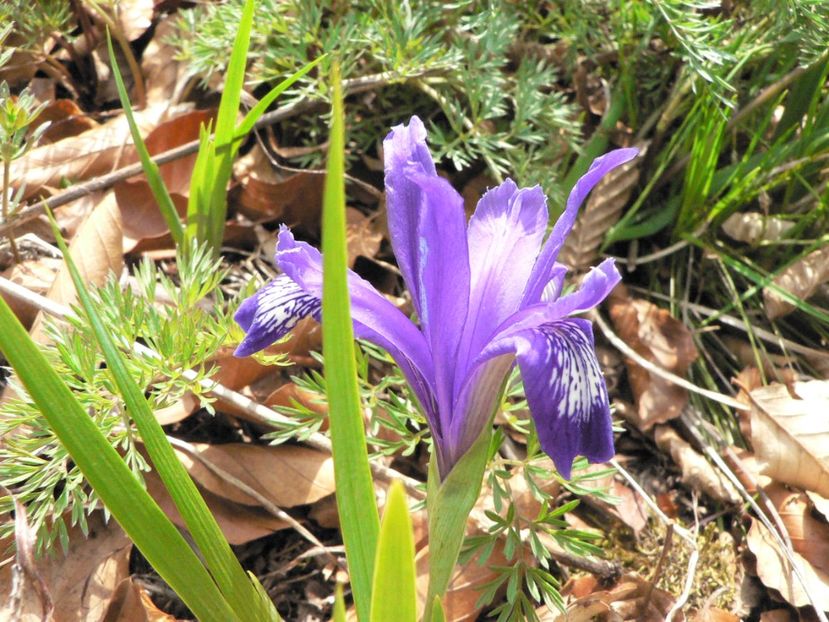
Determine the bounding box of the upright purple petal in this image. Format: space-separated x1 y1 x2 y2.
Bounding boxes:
514 318 614 479
523 148 638 305
405 169 471 435
234 275 321 357
274 227 440 433
383 116 437 315
455 181 548 384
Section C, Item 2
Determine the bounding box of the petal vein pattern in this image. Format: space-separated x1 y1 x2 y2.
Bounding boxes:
234 275 321 357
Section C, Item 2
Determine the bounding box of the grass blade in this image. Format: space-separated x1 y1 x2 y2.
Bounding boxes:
106 32 183 245
0 300 236 622
236 55 326 138
370 481 417 622
322 61 380 621
48 217 276 621
206 0 255 250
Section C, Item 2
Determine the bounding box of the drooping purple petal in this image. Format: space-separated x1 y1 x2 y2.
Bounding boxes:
488 258 621 343
234 275 321 357
514 318 614 479
383 116 438 316
455 181 548 385
541 262 568 303
406 169 471 434
273 226 440 432
523 148 638 305
450 259 620 476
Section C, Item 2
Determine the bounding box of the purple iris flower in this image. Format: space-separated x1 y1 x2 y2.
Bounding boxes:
235 116 638 479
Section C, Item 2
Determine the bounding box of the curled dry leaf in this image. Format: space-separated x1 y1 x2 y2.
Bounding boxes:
0 512 132 622
746 483 829 611
104 577 180 622
345 208 383 267
608 285 699 430
10 103 167 200
559 144 644 272
546 572 683 622
144 470 288 545
764 246 829 320
748 379 829 498
174 442 335 509
117 109 214 252
30 190 124 343
34 99 99 144
141 19 185 106
654 425 740 505
234 144 324 230
721 211 794 244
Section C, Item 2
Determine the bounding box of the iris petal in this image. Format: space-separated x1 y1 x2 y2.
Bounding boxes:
523 148 638 305
383 116 438 316
274 226 441 433
456 181 548 385
405 169 471 432
233 275 321 357
515 318 614 479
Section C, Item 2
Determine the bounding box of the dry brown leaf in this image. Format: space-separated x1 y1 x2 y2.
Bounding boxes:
145 470 288 545
29 190 124 342
117 109 214 252
764 246 829 319
415 540 510 621
573 463 649 536
0 257 61 328
808 492 829 523
234 144 324 228
174 442 335 508
654 425 740 504
141 19 185 105
690 607 740 622
11 103 166 200
265 382 328 416
111 0 155 41
0 513 131 622
461 173 497 216
546 572 683 621
346 208 383 266
34 99 99 144
746 483 829 611
721 212 794 244
103 578 180 622
608 285 699 429
559 146 644 271
748 379 829 498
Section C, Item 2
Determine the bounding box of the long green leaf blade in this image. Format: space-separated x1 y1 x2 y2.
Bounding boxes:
48 219 275 622
207 0 256 250
0 299 235 622
370 481 416 622
236 55 327 137
106 33 183 245
322 61 380 622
